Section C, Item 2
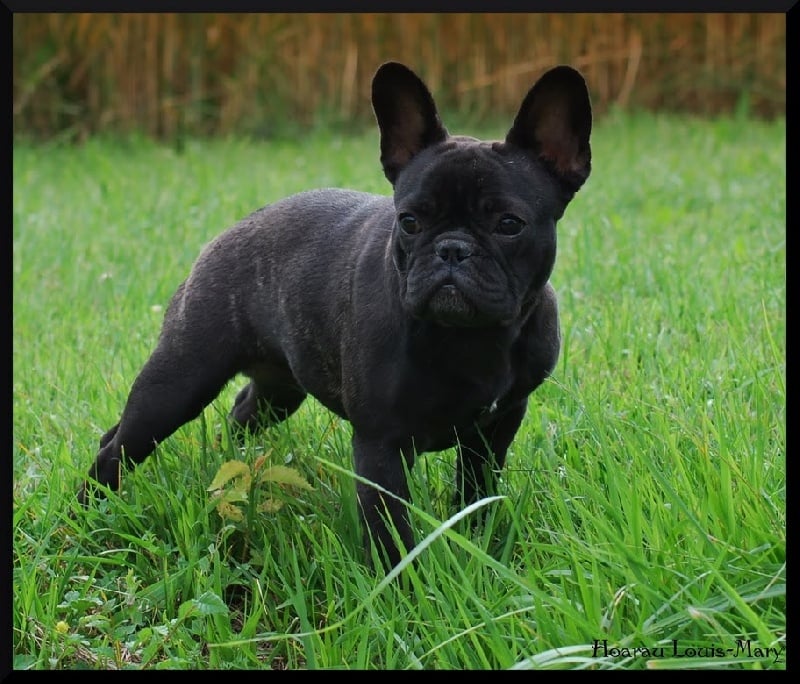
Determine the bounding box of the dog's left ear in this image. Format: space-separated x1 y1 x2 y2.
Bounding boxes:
506 66 592 193
372 62 449 184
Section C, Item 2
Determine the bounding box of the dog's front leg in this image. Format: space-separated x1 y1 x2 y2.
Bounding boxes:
352 433 415 569
454 400 528 508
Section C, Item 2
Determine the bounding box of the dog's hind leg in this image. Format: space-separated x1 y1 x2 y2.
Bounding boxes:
228 373 307 436
79 340 238 505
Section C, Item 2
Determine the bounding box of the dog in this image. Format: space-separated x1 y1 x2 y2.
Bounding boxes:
79 61 592 569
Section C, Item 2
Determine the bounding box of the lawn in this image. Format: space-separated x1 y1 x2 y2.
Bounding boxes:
12 110 786 670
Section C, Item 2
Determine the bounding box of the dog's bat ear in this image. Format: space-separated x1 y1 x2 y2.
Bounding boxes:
506 66 592 193
372 62 449 185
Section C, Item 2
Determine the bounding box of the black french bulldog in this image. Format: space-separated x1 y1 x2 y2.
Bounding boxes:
79 62 591 569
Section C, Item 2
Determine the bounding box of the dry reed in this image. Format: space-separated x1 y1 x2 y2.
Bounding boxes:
12 13 786 140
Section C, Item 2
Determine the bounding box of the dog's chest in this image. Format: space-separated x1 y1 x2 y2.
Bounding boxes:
393 361 513 444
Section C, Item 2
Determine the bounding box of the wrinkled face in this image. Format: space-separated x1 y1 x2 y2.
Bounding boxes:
390 137 566 328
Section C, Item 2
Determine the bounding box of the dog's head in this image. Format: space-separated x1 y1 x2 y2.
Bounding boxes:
371 62 591 328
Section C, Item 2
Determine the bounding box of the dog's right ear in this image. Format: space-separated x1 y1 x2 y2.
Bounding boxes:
371 62 449 185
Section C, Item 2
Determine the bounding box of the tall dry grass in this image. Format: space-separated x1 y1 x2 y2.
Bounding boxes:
12 13 786 141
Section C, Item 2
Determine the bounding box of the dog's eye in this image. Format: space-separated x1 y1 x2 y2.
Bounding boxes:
495 214 525 236
398 213 421 235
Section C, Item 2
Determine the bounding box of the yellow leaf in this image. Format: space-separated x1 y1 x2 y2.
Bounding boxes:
218 488 248 504
207 460 251 491
258 498 284 513
215 500 244 522
252 450 273 473
259 465 313 491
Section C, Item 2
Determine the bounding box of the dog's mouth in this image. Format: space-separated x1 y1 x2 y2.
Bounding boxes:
414 280 508 328
426 283 474 325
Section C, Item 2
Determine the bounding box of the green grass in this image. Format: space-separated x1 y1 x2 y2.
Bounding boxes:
13 111 785 670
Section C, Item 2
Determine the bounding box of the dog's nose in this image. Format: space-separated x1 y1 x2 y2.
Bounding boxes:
435 238 473 263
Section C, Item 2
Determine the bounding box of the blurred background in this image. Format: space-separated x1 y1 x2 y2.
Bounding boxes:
12 13 786 142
